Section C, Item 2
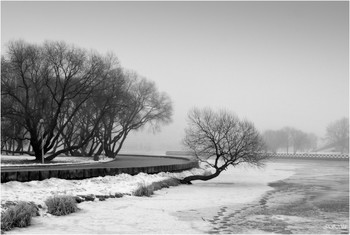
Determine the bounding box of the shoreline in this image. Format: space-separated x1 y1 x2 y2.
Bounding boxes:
6 161 297 234
171 161 299 233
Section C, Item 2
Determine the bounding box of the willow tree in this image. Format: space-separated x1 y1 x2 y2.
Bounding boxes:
1 40 118 161
2 40 173 162
181 108 268 184
99 71 173 158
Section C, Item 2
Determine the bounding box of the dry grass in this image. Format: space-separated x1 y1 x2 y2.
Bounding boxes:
133 183 154 197
133 178 180 197
45 195 79 216
1 202 37 231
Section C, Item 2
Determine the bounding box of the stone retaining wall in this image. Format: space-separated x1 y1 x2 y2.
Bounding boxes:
1 160 199 183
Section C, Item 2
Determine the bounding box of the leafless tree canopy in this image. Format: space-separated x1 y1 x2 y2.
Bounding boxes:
181 108 268 183
263 127 317 154
1 40 173 161
326 117 349 154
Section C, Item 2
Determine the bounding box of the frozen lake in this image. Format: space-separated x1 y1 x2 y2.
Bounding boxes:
6 159 349 234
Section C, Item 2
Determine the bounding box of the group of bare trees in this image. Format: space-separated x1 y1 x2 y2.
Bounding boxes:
262 128 317 154
1 40 172 162
263 118 349 154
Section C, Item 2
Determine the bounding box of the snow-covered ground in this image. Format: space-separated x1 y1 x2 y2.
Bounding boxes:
1 161 297 234
1 154 112 166
1 168 209 208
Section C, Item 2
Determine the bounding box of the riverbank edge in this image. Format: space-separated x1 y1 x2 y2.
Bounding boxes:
1 155 199 183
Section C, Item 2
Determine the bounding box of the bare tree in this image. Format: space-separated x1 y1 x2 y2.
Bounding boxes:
326 117 349 154
181 108 268 184
263 129 287 153
1 40 117 161
306 133 318 151
69 65 128 157
289 129 310 153
100 71 173 158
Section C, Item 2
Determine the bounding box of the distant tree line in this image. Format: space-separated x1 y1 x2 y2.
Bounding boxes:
1 40 173 162
262 127 317 154
263 117 349 154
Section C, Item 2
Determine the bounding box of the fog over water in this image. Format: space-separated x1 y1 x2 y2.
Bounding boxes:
2 1 349 153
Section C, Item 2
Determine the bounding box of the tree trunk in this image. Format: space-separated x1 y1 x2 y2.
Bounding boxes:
180 170 221 184
8 140 13 154
105 149 115 158
31 140 43 162
94 144 103 156
15 139 23 152
112 130 129 158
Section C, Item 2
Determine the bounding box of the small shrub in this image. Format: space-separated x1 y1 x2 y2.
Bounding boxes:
159 181 169 188
151 181 163 191
13 203 33 228
133 183 154 197
163 178 180 187
1 208 16 231
45 195 79 216
152 178 180 191
133 178 181 197
1 202 36 231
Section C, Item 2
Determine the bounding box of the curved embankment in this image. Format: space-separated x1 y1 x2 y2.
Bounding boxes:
1 154 199 183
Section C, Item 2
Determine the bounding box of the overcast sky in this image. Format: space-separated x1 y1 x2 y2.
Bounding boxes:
1 1 349 152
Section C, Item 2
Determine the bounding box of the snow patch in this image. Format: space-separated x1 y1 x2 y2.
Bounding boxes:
1 154 112 166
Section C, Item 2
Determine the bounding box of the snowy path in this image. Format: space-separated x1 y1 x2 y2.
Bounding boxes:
5 162 296 234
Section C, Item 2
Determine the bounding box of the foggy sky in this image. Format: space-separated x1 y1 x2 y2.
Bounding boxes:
1 1 349 152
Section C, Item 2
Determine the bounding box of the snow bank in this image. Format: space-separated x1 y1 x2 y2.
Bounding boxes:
1 167 209 209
